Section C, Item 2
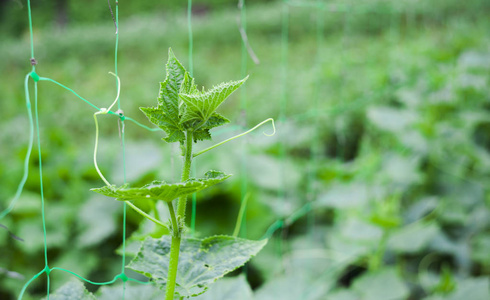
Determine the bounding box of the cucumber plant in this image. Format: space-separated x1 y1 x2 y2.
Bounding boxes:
92 49 269 299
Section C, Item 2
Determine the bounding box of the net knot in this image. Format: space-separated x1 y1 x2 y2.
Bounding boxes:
30 71 40 82
116 109 125 121
43 265 51 275
116 273 128 282
30 58 37 66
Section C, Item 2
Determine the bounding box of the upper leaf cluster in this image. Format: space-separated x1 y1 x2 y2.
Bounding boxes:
140 48 247 143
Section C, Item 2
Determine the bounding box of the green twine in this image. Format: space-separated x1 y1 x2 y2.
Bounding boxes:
15 1 157 299
33 80 49 269
188 0 197 236
188 0 194 77
38 77 101 110
0 75 34 220
276 0 289 263
29 75 162 133
27 0 34 62
305 3 325 236
239 0 249 241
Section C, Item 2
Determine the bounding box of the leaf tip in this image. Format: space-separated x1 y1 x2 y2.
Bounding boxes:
168 47 175 59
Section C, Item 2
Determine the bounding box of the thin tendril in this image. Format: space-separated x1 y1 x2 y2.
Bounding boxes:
193 118 275 157
125 201 169 230
93 112 111 186
107 72 121 112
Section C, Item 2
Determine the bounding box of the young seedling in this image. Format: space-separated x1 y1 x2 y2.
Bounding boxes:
92 48 274 299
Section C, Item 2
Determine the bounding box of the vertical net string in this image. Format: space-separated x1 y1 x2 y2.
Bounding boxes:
188 0 198 236
111 5 130 300
238 0 248 240
277 0 289 265
306 2 325 237
16 1 157 298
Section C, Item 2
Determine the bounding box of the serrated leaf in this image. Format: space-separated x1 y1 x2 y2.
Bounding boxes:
141 48 188 143
180 77 247 127
193 113 231 142
91 171 231 202
159 48 186 113
128 235 267 298
140 106 185 143
43 280 95 300
180 71 198 95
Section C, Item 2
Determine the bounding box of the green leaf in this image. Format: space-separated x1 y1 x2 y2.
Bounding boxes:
128 235 267 298
352 268 409 300
471 233 490 267
445 278 490 300
76 195 120 247
255 273 330 300
159 48 186 114
387 221 439 253
91 171 230 203
180 77 247 127
180 71 198 95
193 113 231 142
97 283 162 300
43 280 95 300
140 48 188 143
140 106 185 143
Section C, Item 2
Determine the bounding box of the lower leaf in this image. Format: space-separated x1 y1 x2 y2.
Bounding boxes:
128 235 267 298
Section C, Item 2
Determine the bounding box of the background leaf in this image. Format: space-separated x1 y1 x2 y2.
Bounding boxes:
43 280 95 300
193 275 253 300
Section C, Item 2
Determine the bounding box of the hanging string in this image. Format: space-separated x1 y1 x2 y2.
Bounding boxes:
276 0 289 268
238 0 249 240
306 1 325 237
188 0 198 236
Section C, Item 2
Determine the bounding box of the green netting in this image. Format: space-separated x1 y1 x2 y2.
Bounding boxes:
9 2 153 299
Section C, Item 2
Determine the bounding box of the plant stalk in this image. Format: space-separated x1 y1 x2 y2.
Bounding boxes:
164 234 181 300
165 130 193 300
177 130 194 218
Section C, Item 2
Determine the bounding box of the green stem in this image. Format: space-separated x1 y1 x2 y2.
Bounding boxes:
177 130 194 218
164 234 181 300
165 130 193 300
167 202 179 236
232 193 249 237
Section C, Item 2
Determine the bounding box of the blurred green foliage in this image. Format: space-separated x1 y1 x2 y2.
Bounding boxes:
1 0 490 299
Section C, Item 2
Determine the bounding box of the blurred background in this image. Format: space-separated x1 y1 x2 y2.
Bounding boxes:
1 0 489 299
